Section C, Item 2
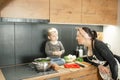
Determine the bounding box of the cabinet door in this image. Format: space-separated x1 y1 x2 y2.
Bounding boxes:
77 73 99 80
82 0 118 25
50 0 82 24
0 0 4 7
60 67 101 80
1 0 49 19
61 73 100 80
0 0 8 17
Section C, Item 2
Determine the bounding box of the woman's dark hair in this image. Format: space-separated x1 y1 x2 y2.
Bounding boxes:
82 27 97 40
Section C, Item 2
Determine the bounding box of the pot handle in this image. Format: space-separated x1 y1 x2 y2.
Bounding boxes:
32 62 37 64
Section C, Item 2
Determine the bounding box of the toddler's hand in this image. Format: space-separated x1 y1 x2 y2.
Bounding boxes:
53 51 62 56
57 51 62 56
53 51 57 55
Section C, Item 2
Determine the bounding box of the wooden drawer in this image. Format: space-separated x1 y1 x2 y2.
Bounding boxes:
60 67 99 80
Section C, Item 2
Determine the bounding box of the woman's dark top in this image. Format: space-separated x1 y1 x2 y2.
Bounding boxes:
84 39 118 80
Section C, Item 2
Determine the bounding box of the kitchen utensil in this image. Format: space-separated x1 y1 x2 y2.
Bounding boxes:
64 63 80 68
32 57 51 71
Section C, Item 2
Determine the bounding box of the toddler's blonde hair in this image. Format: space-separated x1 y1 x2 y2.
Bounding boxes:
48 27 58 36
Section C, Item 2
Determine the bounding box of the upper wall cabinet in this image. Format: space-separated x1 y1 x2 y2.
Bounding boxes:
50 0 82 24
50 0 118 25
0 0 3 8
0 0 12 17
0 0 4 7
1 0 49 19
82 0 118 25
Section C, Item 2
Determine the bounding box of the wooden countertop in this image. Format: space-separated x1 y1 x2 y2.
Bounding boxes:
23 62 101 80
0 62 102 80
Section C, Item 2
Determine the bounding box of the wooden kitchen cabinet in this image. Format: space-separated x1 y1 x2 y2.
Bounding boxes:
0 0 6 7
60 67 100 80
50 0 118 25
0 0 49 19
82 0 118 25
50 0 82 24
61 73 98 80
0 0 4 8
0 0 11 17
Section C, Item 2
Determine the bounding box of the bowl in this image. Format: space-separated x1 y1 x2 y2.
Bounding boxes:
64 54 76 63
65 59 75 63
32 57 51 71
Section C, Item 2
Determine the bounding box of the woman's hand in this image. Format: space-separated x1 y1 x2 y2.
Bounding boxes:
98 65 110 74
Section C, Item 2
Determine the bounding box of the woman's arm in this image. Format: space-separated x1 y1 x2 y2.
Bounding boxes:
95 41 118 80
83 56 100 66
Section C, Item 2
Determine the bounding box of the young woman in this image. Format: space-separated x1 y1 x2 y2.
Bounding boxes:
76 27 120 80
45 27 65 65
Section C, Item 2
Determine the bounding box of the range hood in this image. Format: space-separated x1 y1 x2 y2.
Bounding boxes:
0 17 49 23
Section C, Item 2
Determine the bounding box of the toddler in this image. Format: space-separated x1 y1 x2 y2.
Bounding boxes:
45 27 65 65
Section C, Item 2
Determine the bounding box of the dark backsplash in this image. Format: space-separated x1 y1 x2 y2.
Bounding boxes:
0 22 103 67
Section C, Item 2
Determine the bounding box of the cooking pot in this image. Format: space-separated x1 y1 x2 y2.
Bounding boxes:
32 57 51 71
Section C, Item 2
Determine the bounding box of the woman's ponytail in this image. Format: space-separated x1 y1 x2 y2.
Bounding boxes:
92 30 97 40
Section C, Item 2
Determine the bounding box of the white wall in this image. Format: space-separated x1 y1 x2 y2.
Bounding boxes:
103 26 120 55
103 0 120 55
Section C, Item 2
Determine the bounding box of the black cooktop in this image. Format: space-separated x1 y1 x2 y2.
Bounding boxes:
1 63 57 80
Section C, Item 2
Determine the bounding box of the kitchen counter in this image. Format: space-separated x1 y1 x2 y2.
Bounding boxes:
0 63 57 80
0 62 102 80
